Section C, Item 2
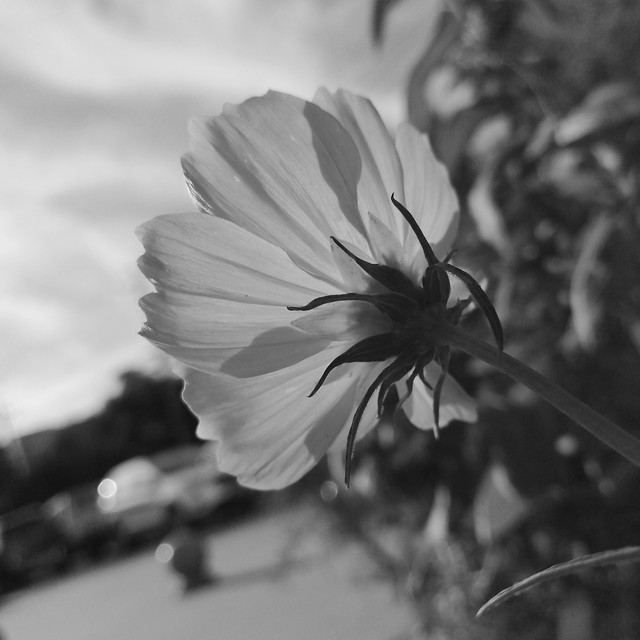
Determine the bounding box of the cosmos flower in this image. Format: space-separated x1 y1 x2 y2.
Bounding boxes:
137 88 497 490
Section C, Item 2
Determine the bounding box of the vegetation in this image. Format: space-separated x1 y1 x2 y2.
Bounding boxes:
315 1 640 637
0 372 197 511
5 3 640 636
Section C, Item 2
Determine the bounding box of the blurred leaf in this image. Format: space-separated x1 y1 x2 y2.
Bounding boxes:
517 0 566 43
566 214 614 351
468 162 512 258
601 224 640 357
468 115 513 159
424 66 476 118
371 0 402 44
431 104 494 175
407 9 461 132
524 115 558 160
466 148 517 323
423 484 451 545
473 463 530 545
537 150 618 208
555 82 640 147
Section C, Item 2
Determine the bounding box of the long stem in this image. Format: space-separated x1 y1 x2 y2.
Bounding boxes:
433 323 640 468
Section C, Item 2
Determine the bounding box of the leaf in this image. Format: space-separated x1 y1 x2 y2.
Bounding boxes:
433 262 504 353
407 10 461 132
371 0 402 44
478 546 640 616
467 162 512 259
391 194 439 266
567 213 614 351
554 82 640 146
331 236 420 299
308 332 403 397
473 463 530 545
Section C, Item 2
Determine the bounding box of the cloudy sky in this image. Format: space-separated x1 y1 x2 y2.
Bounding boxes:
1 0 440 436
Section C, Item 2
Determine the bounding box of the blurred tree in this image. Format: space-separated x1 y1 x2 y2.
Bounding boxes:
1 372 198 510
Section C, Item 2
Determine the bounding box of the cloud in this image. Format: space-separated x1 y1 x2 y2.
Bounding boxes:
1 0 440 434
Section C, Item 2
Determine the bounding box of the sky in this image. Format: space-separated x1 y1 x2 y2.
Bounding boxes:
1 0 441 437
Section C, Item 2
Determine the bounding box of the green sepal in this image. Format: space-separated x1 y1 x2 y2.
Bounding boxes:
288 291 417 323
391 194 440 266
331 236 421 300
308 333 404 397
432 262 504 354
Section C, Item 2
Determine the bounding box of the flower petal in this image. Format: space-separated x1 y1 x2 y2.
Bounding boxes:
137 212 336 306
140 294 332 377
182 90 370 283
313 88 405 241
395 123 460 277
397 362 477 429
183 349 363 489
365 212 408 272
291 300 391 341
328 360 390 454
329 238 380 292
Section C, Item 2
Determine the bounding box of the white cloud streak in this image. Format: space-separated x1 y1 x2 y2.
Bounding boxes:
1 0 441 434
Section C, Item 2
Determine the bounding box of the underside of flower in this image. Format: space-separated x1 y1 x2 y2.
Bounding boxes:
137 88 640 491
290 195 503 484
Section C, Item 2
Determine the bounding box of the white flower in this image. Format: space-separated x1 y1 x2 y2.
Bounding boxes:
137 89 478 490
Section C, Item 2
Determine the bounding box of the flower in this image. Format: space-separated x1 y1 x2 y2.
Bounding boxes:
137 88 480 490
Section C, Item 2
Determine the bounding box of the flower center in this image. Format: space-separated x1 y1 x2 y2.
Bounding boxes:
289 195 503 484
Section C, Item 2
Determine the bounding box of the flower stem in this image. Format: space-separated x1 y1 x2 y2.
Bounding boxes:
434 323 640 467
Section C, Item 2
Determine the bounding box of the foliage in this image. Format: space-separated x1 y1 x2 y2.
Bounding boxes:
320 1 640 637
0 372 198 510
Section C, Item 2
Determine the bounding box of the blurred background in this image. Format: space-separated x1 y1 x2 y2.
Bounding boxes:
3 1 640 639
